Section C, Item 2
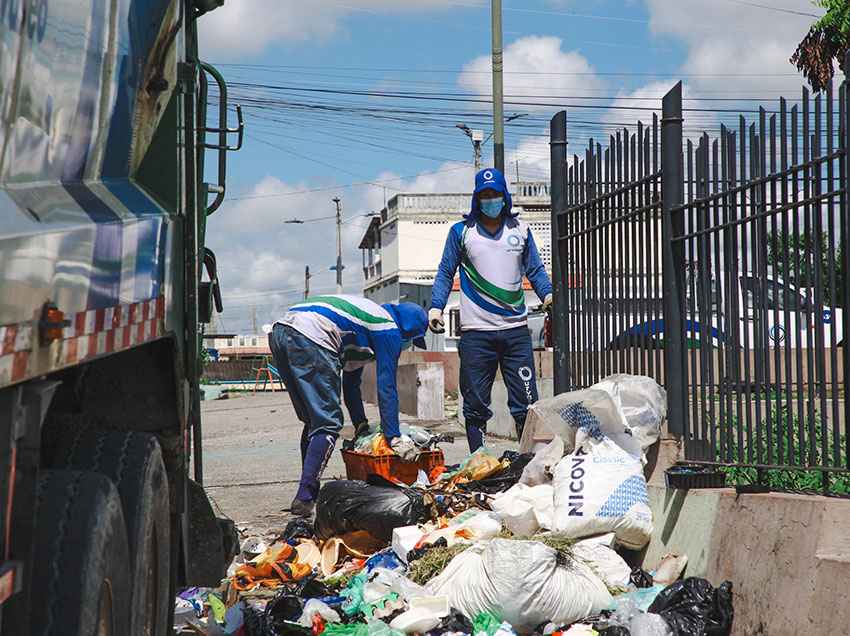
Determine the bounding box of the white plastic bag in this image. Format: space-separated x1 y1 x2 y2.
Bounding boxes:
490 484 554 536
519 388 641 458
299 599 341 627
553 438 653 549
572 539 631 589
592 375 666 453
425 539 612 633
519 437 564 486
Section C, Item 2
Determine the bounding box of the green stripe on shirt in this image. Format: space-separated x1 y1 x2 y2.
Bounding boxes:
302 296 395 325
461 258 525 307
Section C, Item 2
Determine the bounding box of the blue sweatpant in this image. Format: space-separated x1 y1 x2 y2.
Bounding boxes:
459 327 538 451
269 324 342 502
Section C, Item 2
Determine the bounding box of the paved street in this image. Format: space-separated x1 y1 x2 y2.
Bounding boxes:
200 391 516 534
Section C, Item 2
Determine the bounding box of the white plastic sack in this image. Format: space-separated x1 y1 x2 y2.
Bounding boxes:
425 539 612 634
572 539 631 589
592 375 666 453
519 388 641 458
519 437 564 487
553 438 653 549
490 484 554 536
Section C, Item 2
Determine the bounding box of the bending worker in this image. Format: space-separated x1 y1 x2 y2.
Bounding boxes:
270 294 428 516
429 168 553 451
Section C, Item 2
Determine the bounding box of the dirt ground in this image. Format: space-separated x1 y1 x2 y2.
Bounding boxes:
200 391 515 535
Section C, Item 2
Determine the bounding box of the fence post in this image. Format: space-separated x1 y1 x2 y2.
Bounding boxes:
550 111 570 394
661 83 687 437
843 53 850 469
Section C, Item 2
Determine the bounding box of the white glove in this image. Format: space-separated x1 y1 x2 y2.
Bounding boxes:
428 308 445 334
390 435 418 462
542 293 553 311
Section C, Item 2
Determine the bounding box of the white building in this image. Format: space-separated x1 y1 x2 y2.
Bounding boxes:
359 182 552 350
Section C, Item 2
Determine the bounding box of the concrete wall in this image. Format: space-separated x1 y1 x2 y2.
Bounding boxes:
397 362 445 420
642 484 850 636
361 361 445 420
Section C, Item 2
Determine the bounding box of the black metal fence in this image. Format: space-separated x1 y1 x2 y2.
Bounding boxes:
550 76 850 484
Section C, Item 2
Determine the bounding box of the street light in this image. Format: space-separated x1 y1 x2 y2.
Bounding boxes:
456 114 527 173
283 218 304 224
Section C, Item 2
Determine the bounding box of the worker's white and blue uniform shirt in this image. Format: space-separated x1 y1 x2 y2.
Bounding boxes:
456 218 537 330
277 294 412 438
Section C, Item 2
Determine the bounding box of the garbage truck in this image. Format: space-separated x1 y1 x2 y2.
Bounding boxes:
0 1 242 634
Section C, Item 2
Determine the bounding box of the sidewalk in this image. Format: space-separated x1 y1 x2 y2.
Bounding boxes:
199 392 515 534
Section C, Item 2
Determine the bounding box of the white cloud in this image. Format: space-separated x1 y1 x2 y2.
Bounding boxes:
206 176 381 331
645 0 817 95
199 0 460 59
458 36 606 110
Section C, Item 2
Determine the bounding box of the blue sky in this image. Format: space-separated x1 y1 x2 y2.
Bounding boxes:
198 0 823 333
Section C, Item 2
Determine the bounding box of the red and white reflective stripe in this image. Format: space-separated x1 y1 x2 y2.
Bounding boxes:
0 296 165 385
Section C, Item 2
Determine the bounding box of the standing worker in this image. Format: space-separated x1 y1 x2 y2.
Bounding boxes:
429 168 553 451
270 295 428 516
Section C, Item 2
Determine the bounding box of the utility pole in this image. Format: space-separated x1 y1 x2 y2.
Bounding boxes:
515 158 520 183
304 265 311 299
491 0 505 172
332 197 344 294
250 306 258 334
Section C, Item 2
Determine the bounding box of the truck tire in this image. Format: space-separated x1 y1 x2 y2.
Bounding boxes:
55 431 171 636
31 470 131 636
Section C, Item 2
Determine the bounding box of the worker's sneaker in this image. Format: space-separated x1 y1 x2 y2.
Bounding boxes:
290 498 315 518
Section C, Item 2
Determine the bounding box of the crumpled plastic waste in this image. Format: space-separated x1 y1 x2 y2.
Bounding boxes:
490 483 554 536
208 592 227 624
390 436 418 462
473 611 503 636
456 451 532 493
608 585 666 613
647 578 733 636
232 543 312 591
299 599 342 627
606 598 671 636
563 625 597 636
283 518 317 542
519 438 564 487
630 568 655 589
457 448 506 482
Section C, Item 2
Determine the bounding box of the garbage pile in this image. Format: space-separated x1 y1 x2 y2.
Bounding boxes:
175 374 734 636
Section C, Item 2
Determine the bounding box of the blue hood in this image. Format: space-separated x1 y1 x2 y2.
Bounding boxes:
382 302 428 349
467 167 515 221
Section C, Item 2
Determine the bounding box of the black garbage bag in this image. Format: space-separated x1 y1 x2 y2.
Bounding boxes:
457 452 534 494
282 518 315 542
428 608 473 635
648 578 734 636
597 627 631 636
315 479 430 542
406 536 449 563
629 567 654 589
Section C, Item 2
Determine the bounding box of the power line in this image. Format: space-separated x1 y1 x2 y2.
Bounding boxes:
722 0 820 18
216 63 803 78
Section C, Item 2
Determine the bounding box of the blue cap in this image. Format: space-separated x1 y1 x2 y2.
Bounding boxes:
382 302 428 350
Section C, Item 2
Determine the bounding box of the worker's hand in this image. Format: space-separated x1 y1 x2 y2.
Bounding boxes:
428 308 445 334
542 293 553 311
390 436 418 462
